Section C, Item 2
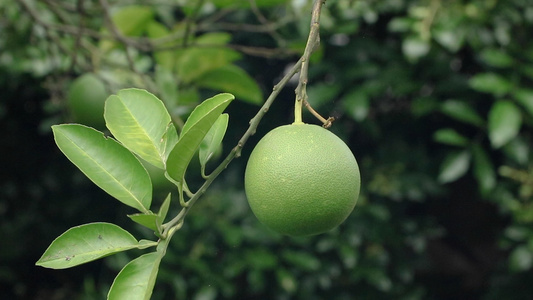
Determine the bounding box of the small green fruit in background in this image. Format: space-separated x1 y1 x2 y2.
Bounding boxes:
244 123 360 236
67 73 107 129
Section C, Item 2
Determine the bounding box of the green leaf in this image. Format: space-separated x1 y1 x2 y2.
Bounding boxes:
146 21 176 67
177 47 241 83
282 250 321 271
195 32 232 45
36 223 151 269
108 252 162 300
509 245 533 272
342 89 370 122
128 212 159 232
488 100 522 148
199 113 229 167
167 93 234 182
433 28 465 53
128 193 171 234
155 66 179 107
104 88 177 169
440 99 484 127
111 6 154 37
472 143 496 195
197 64 263 105
52 124 151 212
99 6 154 53
411 96 439 117
161 122 179 162
502 137 530 165
367 269 392 292
438 150 471 183
513 89 533 118
157 193 172 229
433 128 469 146
469 73 513 97
276 268 297 293
307 83 342 108
387 17 414 33
245 249 278 270
479 48 514 68
176 34 241 83
521 65 533 81
402 37 430 62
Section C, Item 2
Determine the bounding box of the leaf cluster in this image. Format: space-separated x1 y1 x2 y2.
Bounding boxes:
36 89 234 299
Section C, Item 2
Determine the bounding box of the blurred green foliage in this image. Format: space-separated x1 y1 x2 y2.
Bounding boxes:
1 0 532 299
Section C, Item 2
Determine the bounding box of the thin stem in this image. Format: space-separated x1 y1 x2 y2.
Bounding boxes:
182 180 194 198
201 164 209 179
178 183 188 208
293 98 303 124
182 0 205 47
294 0 326 124
68 0 86 73
304 100 335 128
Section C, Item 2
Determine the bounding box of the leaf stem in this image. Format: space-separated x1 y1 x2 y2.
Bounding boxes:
182 180 194 198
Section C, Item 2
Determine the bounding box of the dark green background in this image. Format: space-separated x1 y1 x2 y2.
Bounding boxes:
1 0 532 299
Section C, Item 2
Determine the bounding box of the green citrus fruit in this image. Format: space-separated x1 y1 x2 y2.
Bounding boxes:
244 123 360 236
67 73 107 129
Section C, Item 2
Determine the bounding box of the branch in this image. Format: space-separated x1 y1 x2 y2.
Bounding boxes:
197 16 293 33
181 0 205 47
68 0 86 72
294 0 332 127
249 0 287 47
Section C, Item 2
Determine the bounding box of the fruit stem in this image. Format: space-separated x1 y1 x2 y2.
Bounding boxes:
304 100 335 128
294 0 325 125
294 97 304 124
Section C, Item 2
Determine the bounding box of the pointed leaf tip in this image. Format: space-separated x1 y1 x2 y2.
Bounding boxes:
166 93 234 182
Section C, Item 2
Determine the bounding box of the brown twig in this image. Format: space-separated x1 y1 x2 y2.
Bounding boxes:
304 100 335 128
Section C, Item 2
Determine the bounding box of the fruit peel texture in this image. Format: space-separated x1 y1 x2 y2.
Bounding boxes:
244 123 360 236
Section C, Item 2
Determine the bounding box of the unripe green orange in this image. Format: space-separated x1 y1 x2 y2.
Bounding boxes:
244 123 360 236
67 73 107 130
